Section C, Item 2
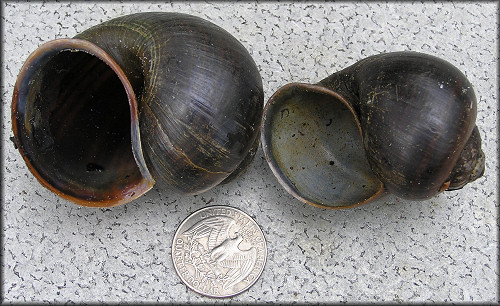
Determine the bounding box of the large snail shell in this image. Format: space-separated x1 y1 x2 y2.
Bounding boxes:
261 52 485 209
11 12 263 207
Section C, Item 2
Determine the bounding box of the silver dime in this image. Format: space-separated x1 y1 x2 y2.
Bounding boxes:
172 206 267 298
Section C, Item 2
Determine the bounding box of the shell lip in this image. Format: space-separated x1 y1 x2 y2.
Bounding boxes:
11 38 154 207
261 82 385 209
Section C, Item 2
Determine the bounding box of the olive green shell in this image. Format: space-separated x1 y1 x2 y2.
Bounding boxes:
12 12 263 207
261 52 484 209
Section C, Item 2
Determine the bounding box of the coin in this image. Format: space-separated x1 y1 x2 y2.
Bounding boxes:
172 206 267 298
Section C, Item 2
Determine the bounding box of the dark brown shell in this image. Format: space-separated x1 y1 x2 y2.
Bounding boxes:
11 12 263 207
261 51 485 209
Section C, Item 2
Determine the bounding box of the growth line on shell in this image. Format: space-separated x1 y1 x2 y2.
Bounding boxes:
144 102 228 175
103 21 161 107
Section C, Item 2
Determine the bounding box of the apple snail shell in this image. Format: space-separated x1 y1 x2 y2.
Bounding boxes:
261 51 485 209
11 12 264 207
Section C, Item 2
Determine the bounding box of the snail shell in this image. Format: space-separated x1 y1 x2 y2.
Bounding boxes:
261 52 485 209
11 12 263 207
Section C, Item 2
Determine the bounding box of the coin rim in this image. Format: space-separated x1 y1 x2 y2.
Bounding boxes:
171 205 267 298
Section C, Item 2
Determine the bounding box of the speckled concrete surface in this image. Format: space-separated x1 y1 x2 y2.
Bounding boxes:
2 1 497 303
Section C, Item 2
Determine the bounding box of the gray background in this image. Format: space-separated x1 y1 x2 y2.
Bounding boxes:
2 1 497 303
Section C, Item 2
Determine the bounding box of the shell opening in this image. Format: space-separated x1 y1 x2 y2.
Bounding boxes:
12 40 152 206
262 84 384 208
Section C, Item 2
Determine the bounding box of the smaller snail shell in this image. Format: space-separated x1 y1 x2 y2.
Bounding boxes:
261 52 485 209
